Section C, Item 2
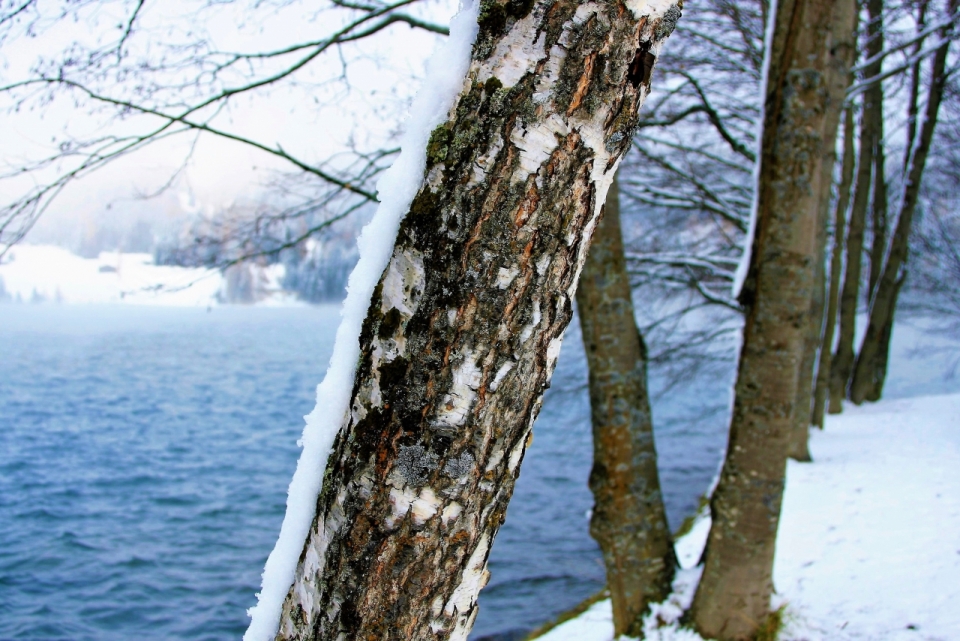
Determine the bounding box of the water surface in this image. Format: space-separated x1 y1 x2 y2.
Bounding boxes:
0 304 740 640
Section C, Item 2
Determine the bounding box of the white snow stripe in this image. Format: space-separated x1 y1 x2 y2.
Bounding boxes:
242 2 481 639
731 0 778 299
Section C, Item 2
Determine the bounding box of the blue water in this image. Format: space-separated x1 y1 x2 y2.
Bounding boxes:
0 304 737 640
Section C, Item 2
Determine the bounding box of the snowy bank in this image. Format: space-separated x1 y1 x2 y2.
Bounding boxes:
536 393 960 640
0 244 295 306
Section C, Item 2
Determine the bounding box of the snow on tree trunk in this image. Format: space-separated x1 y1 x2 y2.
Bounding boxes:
689 0 839 638
576 174 676 637
246 1 683 639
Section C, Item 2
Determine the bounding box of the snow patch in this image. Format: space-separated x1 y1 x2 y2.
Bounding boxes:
675 509 711 570
623 0 681 21
536 393 960 641
242 1 481 639
0 244 226 306
732 0 777 298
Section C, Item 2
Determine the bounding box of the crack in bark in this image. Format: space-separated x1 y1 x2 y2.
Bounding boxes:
274 1 681 639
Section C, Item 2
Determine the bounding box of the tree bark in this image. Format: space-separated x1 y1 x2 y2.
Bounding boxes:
902 2 930 173
689 0 839 638
859 273 903 401
576 174 676 637
864 0 889 303
785 0 857 461
829 0 883 414
812 106 856 428
849 6 955 404
787 215 825 462
829 9 886 413
270 2 682 639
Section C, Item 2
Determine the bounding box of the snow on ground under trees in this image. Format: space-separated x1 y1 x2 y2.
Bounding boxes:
537 392 960 641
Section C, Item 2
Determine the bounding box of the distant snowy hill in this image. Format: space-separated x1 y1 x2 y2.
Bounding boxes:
0 244 296 306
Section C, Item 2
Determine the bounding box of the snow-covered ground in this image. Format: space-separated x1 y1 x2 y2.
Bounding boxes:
537 392 960 641
0 244 294 306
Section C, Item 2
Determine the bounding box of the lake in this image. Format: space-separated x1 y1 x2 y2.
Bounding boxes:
7 303 949 639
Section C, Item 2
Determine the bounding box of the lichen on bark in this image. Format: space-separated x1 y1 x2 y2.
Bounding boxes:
690 0 843 638
273 1 682 639
577 175 676 637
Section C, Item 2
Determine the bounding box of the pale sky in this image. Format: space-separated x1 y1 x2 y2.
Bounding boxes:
0 0 457 245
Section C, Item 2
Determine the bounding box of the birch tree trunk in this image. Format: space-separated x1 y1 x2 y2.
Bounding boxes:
576 174 676 637
689 0 838 637
849 7 955 404
812 106 856 427
786 0 858 461
269 2 682 639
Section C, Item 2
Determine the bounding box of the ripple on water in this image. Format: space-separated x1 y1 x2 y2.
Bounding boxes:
0 305 731 640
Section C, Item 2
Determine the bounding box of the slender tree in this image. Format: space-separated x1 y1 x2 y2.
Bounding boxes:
576 173 676 637
244 2 684 639
786 0 859 461
850 0 957 403
864 0 890 302
690 0 843 637
829 0 888 413
812 105 857 427
902 1 931 174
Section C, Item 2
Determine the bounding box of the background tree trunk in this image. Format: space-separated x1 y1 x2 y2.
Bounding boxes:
902 1 930 173
859 274 904 401
850 6 955 404
864 0 889 303
269 2 682 639
690 0 839 637
812 106 857 427
787 218 825 462
576 174 676 637
786 203 827 461
786 0 858 460
829 0 888 413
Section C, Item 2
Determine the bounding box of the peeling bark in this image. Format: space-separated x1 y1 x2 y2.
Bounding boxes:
689 0 839 638
272 2 681 639
576 174 676 637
